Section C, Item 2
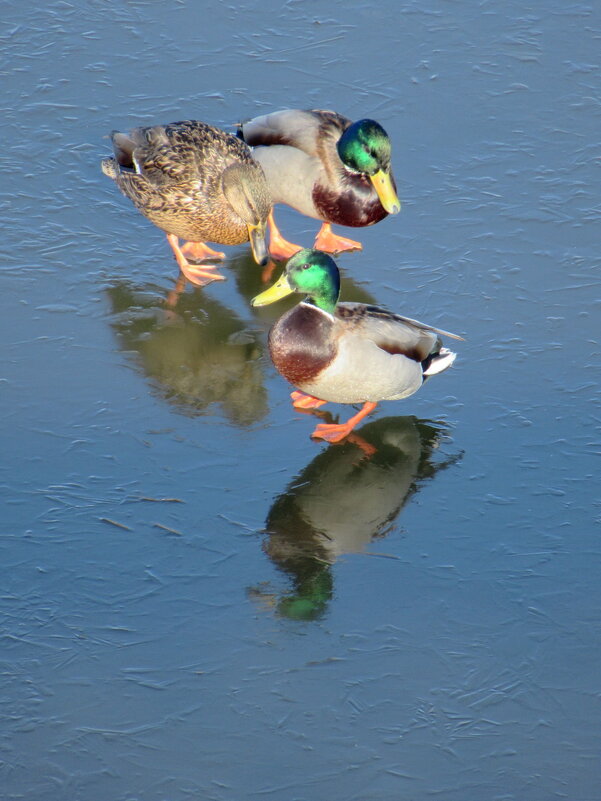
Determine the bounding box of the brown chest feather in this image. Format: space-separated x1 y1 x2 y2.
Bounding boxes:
268 305 336 386
313 174 390 228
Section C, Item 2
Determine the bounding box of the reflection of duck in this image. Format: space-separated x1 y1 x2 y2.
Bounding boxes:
101 120 270 286
252 250 462 443
249 416 461 620
238 109 400 260
106 282 268 426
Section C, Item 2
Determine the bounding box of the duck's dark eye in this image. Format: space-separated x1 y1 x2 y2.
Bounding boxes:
302 264 310 270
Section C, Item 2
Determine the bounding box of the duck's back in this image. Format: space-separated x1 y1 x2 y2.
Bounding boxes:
239 110 351 219
117 121 252 184
239 109 350 157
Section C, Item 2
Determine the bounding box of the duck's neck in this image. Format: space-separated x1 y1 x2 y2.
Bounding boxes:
302 274 339 316
304 295 337 316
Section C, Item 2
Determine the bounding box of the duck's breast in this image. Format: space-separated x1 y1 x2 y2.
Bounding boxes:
269 304 338 386
299 332 424 404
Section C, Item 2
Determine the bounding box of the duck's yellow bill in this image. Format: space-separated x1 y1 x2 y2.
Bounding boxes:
247 220 269 266
370 169 401 215
251 273 294 306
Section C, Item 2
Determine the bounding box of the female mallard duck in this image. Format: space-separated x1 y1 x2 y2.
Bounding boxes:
238 109 400 261
101 120 271 286
252 249 461 443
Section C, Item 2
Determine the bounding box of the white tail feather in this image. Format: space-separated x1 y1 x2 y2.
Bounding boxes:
424 347 457 376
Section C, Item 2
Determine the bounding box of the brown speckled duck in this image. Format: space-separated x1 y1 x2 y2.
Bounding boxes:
238 109 400 261
102 120 271 285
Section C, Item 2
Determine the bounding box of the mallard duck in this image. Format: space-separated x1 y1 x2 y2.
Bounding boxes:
238 109 400 261
101 120 271 286
252 249 462 443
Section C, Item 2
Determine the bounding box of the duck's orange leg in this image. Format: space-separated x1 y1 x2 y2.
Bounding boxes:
311 401 377 443
313 223 363 254
166 234 226 286
344 432 377 458
291 390 327 410
267 210 303 262
165 273 187 307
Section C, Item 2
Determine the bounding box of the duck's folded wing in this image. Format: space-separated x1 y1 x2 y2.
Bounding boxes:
147 150 202 186
111 124 205 186
239 109 349 158
336 302 463 362
102 160 158 208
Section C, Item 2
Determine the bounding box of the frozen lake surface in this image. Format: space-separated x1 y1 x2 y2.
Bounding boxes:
1 1 600 798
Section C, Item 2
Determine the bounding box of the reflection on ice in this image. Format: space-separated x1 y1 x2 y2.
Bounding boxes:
106 281 268 426
250 416 461 620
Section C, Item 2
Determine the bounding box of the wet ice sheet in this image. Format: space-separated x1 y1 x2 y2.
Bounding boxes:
1 0 600 799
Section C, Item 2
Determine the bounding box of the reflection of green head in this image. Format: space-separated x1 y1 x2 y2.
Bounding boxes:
276 566 333 621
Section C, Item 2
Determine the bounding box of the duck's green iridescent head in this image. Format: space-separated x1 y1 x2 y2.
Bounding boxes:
337 119 400 215
251 249 341 314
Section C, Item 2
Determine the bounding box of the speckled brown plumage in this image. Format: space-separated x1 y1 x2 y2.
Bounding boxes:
102 120 270 245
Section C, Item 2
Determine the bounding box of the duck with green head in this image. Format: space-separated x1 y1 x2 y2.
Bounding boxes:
101 120 271 287
252 249 461 443
238 109 400 261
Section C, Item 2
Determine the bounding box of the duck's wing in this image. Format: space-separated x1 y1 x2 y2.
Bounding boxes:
108 125 191 188
336 302 463 362
110 121 240 188
239 109 350 159
103 123 203 208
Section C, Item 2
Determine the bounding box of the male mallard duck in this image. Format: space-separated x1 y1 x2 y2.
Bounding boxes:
238 109 400 261
252 249 462 443
101 120 271 286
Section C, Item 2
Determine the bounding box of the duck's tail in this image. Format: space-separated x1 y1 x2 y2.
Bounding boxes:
423 347 457 377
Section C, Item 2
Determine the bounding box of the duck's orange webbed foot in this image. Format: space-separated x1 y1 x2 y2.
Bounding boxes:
180 263 227 286
268 210 303 262
291 390 327 410
310 402 377 443
166 234 226 287
180 240 226 262
313 223 362 254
